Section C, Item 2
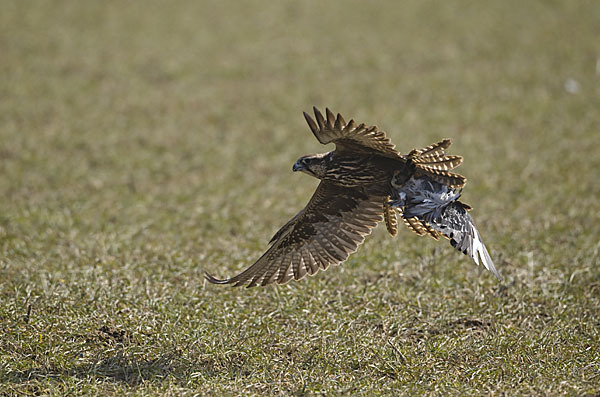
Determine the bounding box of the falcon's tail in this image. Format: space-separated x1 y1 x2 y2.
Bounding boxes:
405 139 467 188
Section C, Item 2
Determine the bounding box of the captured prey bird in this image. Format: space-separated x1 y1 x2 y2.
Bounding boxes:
205 107 502 288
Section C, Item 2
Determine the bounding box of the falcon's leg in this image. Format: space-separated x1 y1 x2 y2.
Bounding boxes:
383 199 398 237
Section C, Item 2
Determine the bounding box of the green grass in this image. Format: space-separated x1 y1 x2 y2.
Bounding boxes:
1 0 600 395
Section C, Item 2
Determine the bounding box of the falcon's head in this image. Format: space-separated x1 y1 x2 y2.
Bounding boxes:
292 152 331 179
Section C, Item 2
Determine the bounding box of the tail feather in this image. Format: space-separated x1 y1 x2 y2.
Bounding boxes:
407 138 466 188
415 168 466 188
409 139 452 157
412 154 463 171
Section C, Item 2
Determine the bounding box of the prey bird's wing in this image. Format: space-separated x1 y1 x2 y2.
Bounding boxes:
205 182 386 287
303 107 404 159
391 175 501 279
425 201 502 280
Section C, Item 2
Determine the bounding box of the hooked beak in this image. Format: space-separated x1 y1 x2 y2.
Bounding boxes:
292 161 303 172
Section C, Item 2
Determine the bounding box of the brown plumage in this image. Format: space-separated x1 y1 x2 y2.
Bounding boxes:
383 202 398 237
205 107 499 287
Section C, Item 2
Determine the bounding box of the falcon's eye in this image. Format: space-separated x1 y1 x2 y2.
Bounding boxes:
293 158 306 172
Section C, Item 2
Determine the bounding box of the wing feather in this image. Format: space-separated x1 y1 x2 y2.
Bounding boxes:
301 247 319 275
303 107 404 159
205 182 385 287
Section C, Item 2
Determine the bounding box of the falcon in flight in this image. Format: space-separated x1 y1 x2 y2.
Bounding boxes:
205 107 501 287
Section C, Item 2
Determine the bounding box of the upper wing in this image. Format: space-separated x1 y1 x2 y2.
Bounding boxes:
303 107 404 159
205 182 386 287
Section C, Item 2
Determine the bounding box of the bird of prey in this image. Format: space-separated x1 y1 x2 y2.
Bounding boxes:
205 107 501 287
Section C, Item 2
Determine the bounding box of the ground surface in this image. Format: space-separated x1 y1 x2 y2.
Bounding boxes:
1 1 599 395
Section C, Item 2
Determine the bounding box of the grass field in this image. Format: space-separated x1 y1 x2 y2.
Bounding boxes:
1 1 600 395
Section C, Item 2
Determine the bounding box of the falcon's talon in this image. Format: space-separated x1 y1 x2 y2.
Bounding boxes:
205 107 501 287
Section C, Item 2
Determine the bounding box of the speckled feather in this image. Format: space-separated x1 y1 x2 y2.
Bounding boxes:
391 175 502 280
205 183 385 287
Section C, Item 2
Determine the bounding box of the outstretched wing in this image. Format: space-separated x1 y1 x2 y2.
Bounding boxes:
303 107 404 159
205 182 386 287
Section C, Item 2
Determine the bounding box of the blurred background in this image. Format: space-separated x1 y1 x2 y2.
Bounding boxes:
1 1 599 394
